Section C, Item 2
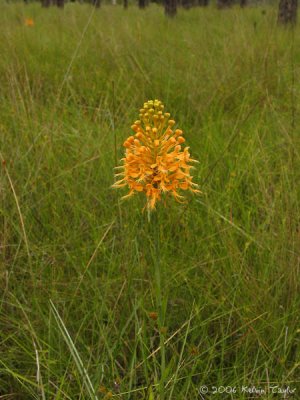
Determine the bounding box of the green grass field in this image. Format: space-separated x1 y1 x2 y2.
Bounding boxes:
0 2 299 399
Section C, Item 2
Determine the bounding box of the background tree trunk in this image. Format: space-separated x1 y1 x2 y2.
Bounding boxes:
198 0 209 6
165 0 177 16
56 0 64 7
182 0 194 8
217 0 233 8
42 0 52 7
124 0 128 8
93 0 101 7
139 0 146 8
240 0 247 7
278 0 298 24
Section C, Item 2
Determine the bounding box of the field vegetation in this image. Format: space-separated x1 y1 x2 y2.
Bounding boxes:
0 2 299 399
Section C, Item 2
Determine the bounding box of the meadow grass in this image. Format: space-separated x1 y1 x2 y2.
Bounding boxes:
0 2 299 399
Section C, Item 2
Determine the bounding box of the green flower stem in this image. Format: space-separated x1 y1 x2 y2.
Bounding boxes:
152 209 166 399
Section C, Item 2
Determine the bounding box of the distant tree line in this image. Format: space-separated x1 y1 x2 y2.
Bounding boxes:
21 0 298 24
41 0 100 6
38 0 244 11
39 0 209 7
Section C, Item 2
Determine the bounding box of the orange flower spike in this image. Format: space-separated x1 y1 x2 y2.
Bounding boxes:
149 311 158 321
25 18 34 27
112 100 200 211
